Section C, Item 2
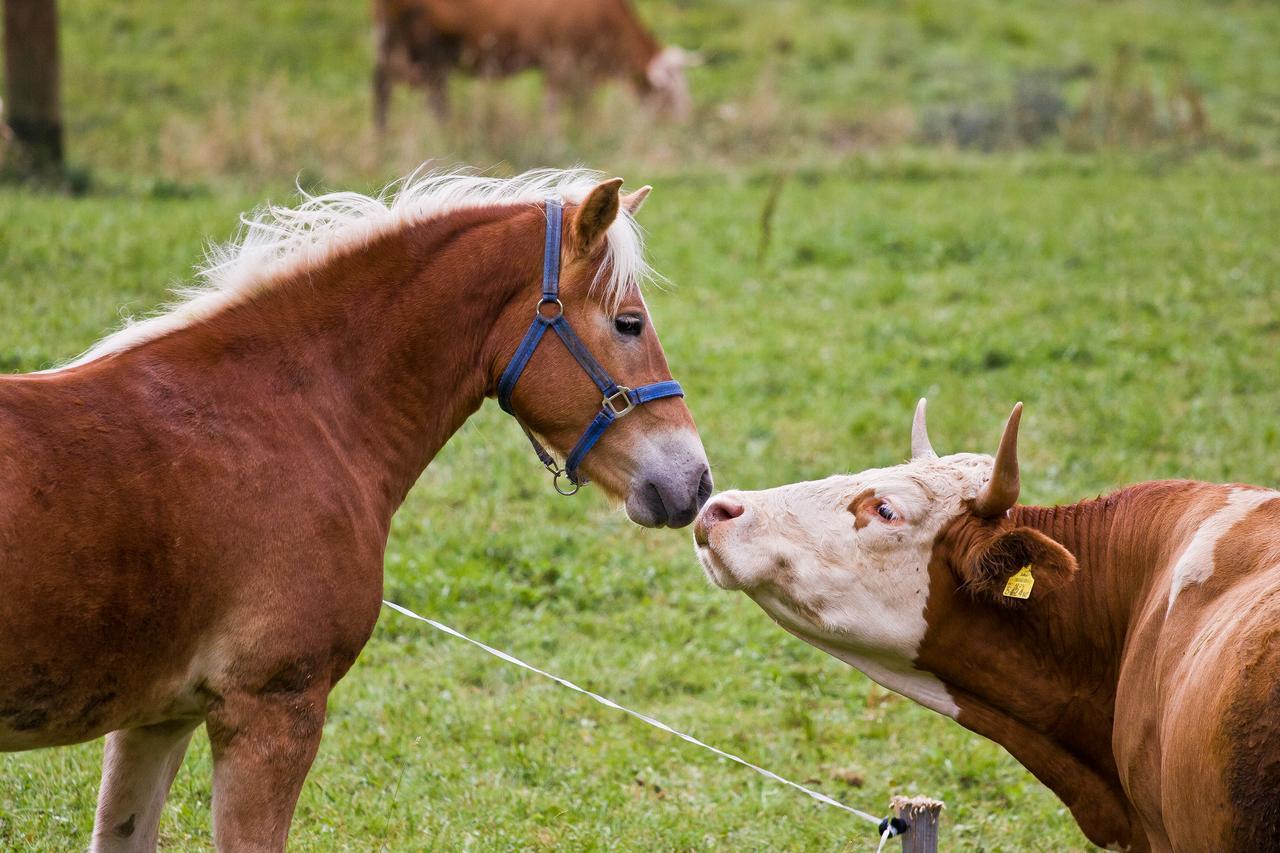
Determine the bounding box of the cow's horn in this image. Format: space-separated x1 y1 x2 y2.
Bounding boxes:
973 403 1023 517
911 398 936 459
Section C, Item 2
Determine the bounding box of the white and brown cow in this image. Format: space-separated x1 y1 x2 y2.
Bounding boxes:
694 401 1280 851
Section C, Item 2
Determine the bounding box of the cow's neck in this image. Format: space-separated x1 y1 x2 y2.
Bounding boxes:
108 205 540 524
918 483 1212 848
966 483 1215 728
614 4 663 68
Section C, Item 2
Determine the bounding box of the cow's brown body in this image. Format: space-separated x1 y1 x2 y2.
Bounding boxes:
695 404 1280 851
1 174 709 850
372 0 689 128
928 483 1280 849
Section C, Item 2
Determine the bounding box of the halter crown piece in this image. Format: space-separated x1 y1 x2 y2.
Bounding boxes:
497 199 685 495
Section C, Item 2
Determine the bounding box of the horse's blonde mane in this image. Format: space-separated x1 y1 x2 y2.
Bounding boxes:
65 167 652 368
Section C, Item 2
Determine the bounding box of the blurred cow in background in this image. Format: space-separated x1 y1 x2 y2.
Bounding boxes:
372 0 696 131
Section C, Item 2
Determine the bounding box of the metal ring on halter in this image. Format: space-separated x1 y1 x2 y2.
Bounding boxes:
553 470 580 496
537 298 564 321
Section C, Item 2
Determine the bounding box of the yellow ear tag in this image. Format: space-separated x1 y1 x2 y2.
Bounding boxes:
1003 565 1035 599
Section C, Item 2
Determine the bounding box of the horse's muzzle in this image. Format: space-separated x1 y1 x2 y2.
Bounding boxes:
626 454 713 529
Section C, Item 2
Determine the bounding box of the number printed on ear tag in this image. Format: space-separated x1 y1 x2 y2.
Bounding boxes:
1003 565 1035 599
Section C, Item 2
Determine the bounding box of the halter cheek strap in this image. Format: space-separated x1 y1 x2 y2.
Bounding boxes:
497 199 685 495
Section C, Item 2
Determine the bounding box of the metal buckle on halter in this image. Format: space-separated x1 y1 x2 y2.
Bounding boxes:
603 387 635 418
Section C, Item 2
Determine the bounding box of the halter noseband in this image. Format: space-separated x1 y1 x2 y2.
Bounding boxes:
497 198 684 495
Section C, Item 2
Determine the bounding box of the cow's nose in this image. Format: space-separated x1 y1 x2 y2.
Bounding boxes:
694 495 745 546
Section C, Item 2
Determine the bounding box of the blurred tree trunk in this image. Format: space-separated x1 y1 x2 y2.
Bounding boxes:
3 0 63 175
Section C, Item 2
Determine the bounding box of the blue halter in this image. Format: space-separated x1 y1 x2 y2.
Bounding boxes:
497 199 685 495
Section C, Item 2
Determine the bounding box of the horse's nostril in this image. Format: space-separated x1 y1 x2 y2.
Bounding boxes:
644 481 669 526
696 467 713 509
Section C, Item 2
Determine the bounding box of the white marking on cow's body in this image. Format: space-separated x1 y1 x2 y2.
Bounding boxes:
52 168 651 370
824 647 959 719
1166 487 1278 614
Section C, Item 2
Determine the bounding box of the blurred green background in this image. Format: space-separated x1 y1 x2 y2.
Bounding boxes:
2 0 1279 849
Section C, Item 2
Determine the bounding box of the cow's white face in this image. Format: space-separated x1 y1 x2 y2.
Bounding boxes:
645 47 693 120
695 454 993 663
694 454 996 717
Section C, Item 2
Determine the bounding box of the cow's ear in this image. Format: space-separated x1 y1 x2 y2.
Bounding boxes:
570 178 624 256
953 526 1077 606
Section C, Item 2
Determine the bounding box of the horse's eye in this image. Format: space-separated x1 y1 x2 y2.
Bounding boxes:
614 314 644 336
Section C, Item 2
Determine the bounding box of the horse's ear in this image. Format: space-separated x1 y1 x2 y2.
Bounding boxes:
571 178 624 256
622 185 651 216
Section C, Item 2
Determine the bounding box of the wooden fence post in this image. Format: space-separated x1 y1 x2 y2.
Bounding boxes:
3 0 64 175
891 795 944 853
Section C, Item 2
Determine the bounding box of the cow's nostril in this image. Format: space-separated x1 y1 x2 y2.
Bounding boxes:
706 498 744 526
694 495 745 546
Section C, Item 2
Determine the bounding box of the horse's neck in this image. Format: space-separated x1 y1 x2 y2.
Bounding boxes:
130 207 540 518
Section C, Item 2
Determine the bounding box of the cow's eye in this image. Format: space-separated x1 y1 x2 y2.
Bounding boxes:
614 314 644 336
876 502 898 521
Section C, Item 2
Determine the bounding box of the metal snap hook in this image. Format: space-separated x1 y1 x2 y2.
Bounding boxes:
553 470 581 496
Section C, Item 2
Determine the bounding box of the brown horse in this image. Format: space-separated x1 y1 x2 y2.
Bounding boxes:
0 169 710 851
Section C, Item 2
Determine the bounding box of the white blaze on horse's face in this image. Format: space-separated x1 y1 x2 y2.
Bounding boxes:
693 453 996 716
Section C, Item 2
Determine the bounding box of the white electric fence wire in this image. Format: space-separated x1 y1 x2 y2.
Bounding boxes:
383 600 890 835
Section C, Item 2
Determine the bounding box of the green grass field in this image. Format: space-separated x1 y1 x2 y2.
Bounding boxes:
3 0 1279 850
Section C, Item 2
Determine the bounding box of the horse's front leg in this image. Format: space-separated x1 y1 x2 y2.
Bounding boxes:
91 718 201 852
206 684 329 852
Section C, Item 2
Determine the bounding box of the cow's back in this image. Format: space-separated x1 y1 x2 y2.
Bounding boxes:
376 0 657 77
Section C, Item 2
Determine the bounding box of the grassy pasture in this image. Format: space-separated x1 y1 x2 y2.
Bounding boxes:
4 167 1279 850
3 0 1280 850
34 0 1280 183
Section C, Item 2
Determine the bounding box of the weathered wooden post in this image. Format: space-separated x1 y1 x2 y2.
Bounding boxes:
891 795 943 852
3 0 64 175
